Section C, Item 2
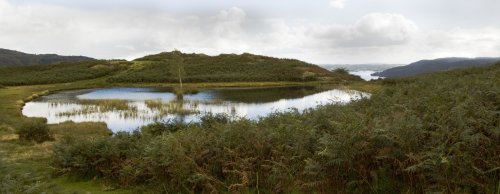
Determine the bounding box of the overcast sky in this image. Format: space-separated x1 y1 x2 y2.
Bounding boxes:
1 0 499 64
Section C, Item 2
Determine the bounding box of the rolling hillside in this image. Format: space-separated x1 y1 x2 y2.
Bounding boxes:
373 57 500 78
0 51 359 86
0 48 95 67
107 52 357 83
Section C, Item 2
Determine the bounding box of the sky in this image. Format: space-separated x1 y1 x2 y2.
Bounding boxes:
1 0 499 64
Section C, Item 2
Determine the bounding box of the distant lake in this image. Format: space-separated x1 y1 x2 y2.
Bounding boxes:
23 87 369 132
349 70 382 81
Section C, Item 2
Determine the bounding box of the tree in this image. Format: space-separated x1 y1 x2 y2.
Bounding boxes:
170 50 185 93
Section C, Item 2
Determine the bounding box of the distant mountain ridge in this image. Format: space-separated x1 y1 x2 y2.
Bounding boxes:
372 57 500 78
320 64 401 72
0 48 95 67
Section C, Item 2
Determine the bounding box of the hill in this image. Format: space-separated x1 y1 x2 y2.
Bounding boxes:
107 52 359 83
0 48 95 67
372 57 500 78
0 51 359 86
0 60 130 86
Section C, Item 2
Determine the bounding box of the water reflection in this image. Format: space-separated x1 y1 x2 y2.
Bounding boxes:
23 87 369 132
349 70 382 81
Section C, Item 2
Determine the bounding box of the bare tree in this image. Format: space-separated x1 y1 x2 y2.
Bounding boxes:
170 50 185 93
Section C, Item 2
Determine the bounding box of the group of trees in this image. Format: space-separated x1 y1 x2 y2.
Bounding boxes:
51 63 500 193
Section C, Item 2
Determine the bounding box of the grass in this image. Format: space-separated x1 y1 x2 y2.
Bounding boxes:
56 99 137 117
49 63 500 193
0 74 367 193
145 99 200 116
0 51 366 192
107 52 355 83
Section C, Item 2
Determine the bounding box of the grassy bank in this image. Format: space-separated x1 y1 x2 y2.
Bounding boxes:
0 77 368 193
49 64 500 193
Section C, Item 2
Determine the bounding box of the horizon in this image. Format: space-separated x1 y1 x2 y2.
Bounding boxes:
3 47 498 66
1 0 500 64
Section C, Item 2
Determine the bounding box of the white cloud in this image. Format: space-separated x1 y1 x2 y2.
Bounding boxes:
330 0 346 9
0 0 499 64
310 13 418 47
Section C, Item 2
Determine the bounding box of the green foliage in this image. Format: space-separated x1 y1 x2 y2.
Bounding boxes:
0 60 130 86
0 51 359 86
17 118 53 143
301 71 317 81
0 159 49 194
52 63 500 193
333 67 349 75
108 52 354 83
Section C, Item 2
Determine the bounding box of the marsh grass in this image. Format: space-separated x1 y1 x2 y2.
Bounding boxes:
145 99 200 116
56 99 137 117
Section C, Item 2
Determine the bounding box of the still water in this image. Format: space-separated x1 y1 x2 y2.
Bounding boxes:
23 87 368 132
349 71 382 81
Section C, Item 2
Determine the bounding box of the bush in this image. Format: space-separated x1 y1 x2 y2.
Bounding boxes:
17 118 53 143
333 68 349 74
301 71 317 81
140 119 190 136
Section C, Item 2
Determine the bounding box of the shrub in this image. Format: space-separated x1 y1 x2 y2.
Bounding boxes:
301 71 317 81
17 118 53 143
333 68 349 74
140 119 191 136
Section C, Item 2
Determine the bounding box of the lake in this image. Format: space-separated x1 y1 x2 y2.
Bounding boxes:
22 86 368 132
349 70 382 81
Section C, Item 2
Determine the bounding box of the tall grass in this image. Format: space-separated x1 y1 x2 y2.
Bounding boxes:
52 63 500 193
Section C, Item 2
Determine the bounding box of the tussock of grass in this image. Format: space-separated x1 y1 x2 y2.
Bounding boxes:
145 99 200 116
50 121 112 140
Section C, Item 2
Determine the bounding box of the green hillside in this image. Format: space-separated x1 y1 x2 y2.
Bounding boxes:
0 48 95 67
108 52 357 83
0 60 130 86
0 52 360 86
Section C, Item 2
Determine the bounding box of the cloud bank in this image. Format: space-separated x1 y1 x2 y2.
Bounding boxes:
0 0 499 64
330 0 346 9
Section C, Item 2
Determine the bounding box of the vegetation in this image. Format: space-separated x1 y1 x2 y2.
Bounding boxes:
1 49 497 192
0 60 130 86
373 57 500 78
51 63 500 193
169 50 186 92
0 51 360 86
0 48 94 67
107 52 359 83
16 118 53 143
